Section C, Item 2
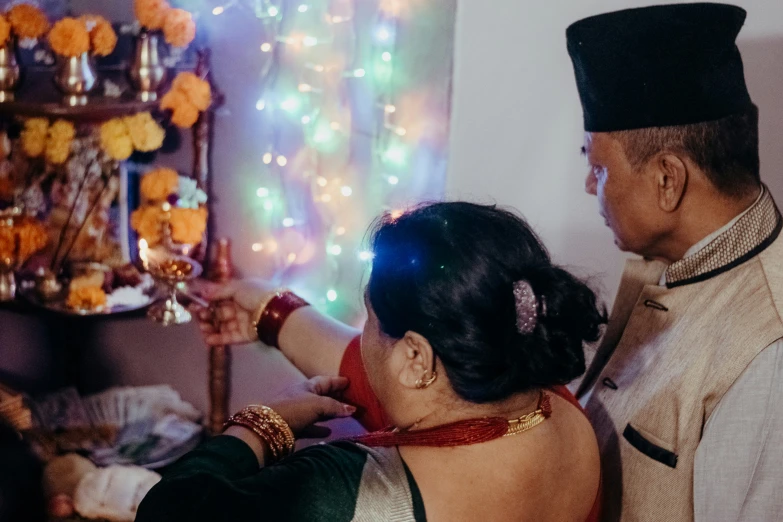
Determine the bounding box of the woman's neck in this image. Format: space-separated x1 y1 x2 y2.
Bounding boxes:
407 389 542 431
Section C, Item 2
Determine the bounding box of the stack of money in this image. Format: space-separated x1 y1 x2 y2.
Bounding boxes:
0 382 32 431
28 385 203 468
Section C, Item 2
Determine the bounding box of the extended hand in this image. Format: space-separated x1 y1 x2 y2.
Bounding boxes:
192 278 278 345
268 376 356 438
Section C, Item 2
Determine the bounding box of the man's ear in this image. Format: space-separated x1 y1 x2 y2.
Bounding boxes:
654 153 688 213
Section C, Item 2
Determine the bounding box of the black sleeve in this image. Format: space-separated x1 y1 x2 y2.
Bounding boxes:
135 437 369 522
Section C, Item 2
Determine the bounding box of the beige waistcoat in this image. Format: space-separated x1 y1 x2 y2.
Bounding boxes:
577 187 783 521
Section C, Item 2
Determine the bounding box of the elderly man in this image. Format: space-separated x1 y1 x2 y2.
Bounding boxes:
568 4 783 521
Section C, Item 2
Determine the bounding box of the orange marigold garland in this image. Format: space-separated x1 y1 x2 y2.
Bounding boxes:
132 168 208 247
160 72 211 129
66 286 107 311
162 8 195 48
130 205 166 246
140 167 179 202
49 17 90 57
134 0 171 31
0 15 11 47
0 216 48 267
169 207 207 245
81 15 117 57
16 217 48 262
171 72 211 111
7 4 49 40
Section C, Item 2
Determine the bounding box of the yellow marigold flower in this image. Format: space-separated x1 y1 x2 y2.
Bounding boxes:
45 119 75 165
20 118 49 158
100 118 134 161
131 205 165 246
171 72 211 111
49 18 90 57
48 119 75 141
0 15 11 47
124 112 165 152
169 206 207 245
140 167 179 202
7 4 50 40
82 15 117 57
46 139 70 165
134 0 171 31
66 286 107 311
162 8 195 48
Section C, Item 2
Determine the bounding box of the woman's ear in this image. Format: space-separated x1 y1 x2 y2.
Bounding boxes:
396 331 435 389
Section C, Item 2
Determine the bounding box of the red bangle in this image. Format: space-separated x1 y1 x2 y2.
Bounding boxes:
256 291 310 348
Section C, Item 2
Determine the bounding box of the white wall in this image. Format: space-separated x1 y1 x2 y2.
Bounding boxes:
448 0 783 305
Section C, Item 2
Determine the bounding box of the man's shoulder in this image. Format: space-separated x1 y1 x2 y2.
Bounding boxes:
756 231 783 314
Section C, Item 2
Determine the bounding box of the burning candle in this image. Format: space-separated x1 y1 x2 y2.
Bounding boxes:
138 238 149 269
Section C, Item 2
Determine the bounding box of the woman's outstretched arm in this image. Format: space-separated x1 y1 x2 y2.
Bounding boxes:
196 279 387 430
197 278 359 377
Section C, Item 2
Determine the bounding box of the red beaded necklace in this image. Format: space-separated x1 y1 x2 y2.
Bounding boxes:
352 392 552 448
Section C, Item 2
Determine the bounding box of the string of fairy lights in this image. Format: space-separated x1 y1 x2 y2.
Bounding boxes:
205 0 430 319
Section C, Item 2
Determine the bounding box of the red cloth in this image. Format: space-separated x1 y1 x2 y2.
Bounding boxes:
338 336 601 521
337 336 389 431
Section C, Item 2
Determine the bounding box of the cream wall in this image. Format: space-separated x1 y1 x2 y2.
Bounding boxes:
448 0 783 305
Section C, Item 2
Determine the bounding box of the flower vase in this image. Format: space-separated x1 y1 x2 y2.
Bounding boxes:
129 31 166 102
54 52 97 106
0 40 20 103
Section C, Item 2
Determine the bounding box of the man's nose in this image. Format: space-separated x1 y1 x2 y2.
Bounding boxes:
585 171 597 195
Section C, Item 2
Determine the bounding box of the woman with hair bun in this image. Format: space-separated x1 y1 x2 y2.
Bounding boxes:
138 202 605 522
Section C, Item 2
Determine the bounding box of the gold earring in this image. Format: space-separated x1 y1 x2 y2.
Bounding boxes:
415 371 437 389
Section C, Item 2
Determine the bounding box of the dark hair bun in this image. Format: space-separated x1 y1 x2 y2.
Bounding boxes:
368 202 606 403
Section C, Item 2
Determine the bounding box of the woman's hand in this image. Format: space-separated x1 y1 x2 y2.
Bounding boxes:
268 376 356 438
192 278 278 345
225 376 356 466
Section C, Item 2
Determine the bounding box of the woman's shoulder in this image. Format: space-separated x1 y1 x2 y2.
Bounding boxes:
284 441 424 522
265 440 371 488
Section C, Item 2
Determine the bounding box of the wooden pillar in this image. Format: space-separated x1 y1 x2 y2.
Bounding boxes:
192 49 231 435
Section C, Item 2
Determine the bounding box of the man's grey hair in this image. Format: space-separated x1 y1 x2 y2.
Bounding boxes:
611 105 760 199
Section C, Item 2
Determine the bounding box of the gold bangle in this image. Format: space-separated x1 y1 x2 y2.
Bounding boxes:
224 405 295 463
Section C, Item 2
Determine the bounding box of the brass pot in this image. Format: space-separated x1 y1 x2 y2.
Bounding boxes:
0 40 20 102
129 31 166 102
54 52 97 106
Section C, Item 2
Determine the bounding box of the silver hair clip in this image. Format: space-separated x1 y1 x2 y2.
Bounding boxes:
513 280 540 334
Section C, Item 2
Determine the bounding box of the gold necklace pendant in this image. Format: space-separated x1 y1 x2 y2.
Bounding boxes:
503 392 551 437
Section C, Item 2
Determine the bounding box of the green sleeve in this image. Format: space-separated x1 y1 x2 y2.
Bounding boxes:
135 437 368 522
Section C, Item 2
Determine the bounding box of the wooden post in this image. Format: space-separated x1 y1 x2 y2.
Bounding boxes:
208 344 231 435
192 49 213 266
192 49 231 435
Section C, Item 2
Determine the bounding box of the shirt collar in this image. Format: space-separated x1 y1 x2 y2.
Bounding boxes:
659 187 768 286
